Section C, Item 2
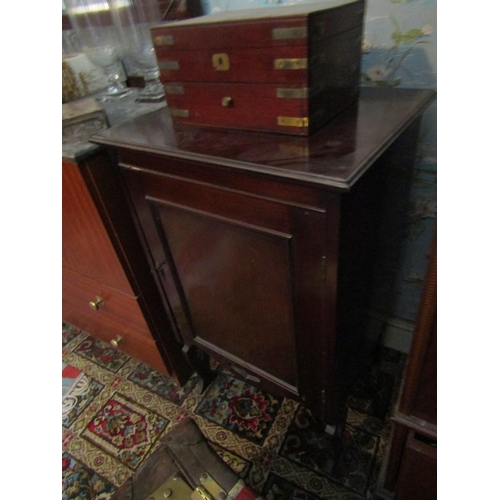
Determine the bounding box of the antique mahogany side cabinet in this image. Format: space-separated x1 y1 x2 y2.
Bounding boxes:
91 88 436 433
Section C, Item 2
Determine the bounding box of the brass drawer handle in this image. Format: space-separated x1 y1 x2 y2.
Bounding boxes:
89 296 103 311
221 96 234 108
110 335 123 348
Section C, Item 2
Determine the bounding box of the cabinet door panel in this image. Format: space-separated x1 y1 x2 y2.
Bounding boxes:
121 167 334 399
154 202 298 387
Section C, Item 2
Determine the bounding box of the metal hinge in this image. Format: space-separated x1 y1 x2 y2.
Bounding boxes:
192 485 214 500
151 259 167 280
146 473 226 500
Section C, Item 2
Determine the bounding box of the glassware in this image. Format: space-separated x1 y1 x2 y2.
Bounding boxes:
110 0 165 102
65 0 132 97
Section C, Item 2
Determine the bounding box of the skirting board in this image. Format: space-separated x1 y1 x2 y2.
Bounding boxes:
381 317 415 353
366 311 415 354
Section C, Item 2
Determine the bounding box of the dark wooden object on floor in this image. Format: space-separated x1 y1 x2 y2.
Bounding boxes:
111 417 258 500
62 150 193 384
380 227 437 499
92 87 436 434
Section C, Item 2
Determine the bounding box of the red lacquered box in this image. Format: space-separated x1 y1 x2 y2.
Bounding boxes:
151 0 365 135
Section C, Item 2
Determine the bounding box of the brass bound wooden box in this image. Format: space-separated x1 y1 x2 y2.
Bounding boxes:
152 0 365 135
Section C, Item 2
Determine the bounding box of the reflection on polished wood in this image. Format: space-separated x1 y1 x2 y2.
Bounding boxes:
93 88 436 190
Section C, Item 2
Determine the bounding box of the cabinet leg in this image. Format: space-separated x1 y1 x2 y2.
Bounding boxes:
182 344 217 392
323 420 345 459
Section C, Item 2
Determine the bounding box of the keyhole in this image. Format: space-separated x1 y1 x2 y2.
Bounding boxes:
212 53 229 71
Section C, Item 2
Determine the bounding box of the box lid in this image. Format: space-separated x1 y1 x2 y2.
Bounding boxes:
151 0 363 50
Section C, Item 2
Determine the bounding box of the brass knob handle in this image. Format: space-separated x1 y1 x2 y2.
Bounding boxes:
221 96 233 107
89 296 103 311
110 335 123 348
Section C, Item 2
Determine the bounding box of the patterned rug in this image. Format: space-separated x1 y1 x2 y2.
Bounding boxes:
62 322 405 500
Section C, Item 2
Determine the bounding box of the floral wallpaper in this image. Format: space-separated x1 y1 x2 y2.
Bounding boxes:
201 0 437 323
362 0 436 322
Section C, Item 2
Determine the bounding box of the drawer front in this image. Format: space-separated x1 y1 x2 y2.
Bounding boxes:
164 82 311 135
62 268 169 375
394 430 437 500
164 81 358 136
62 160 135 296
157 26 361 88
157 45 308 85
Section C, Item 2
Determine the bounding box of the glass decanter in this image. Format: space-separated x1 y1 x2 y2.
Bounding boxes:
110 0 165 102
65 0 132 98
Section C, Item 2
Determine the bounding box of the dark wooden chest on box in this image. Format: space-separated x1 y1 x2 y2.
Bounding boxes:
152 0 365 135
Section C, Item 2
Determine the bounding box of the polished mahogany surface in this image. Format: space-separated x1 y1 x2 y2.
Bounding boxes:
62 160 134 295
89 87 435 430
92 88 436 190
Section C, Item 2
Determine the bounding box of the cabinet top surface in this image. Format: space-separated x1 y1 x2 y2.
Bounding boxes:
92 88 436 191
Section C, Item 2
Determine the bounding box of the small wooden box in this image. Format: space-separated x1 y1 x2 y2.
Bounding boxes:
152 1 365 135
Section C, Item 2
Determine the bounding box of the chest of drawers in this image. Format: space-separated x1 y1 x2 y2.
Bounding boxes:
62 146 193 384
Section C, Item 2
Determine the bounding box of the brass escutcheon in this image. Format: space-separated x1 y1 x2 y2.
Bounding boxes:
212 53 230 71
221 97 234 107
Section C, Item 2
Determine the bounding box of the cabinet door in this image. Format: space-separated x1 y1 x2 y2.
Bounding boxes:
121 163 340 414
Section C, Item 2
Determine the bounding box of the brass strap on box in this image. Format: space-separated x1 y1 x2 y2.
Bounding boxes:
159 60 180 71
170 109 190 118
273 58 307 70
272 26 308 40
276 82 325 99
276 88 309 99
273 54 323 70
277 116 309 128
154 35 174 46
277 109 325 128
164 84 185 95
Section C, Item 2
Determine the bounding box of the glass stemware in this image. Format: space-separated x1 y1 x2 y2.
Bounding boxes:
65 0 132 97
110 0 165 102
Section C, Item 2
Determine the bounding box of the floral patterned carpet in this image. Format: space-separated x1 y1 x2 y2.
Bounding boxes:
62 322 405 500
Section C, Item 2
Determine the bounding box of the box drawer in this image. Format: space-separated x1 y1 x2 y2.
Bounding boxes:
158 45 309 84
62 268 169 375
165 82 309 134
164 79 359 135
